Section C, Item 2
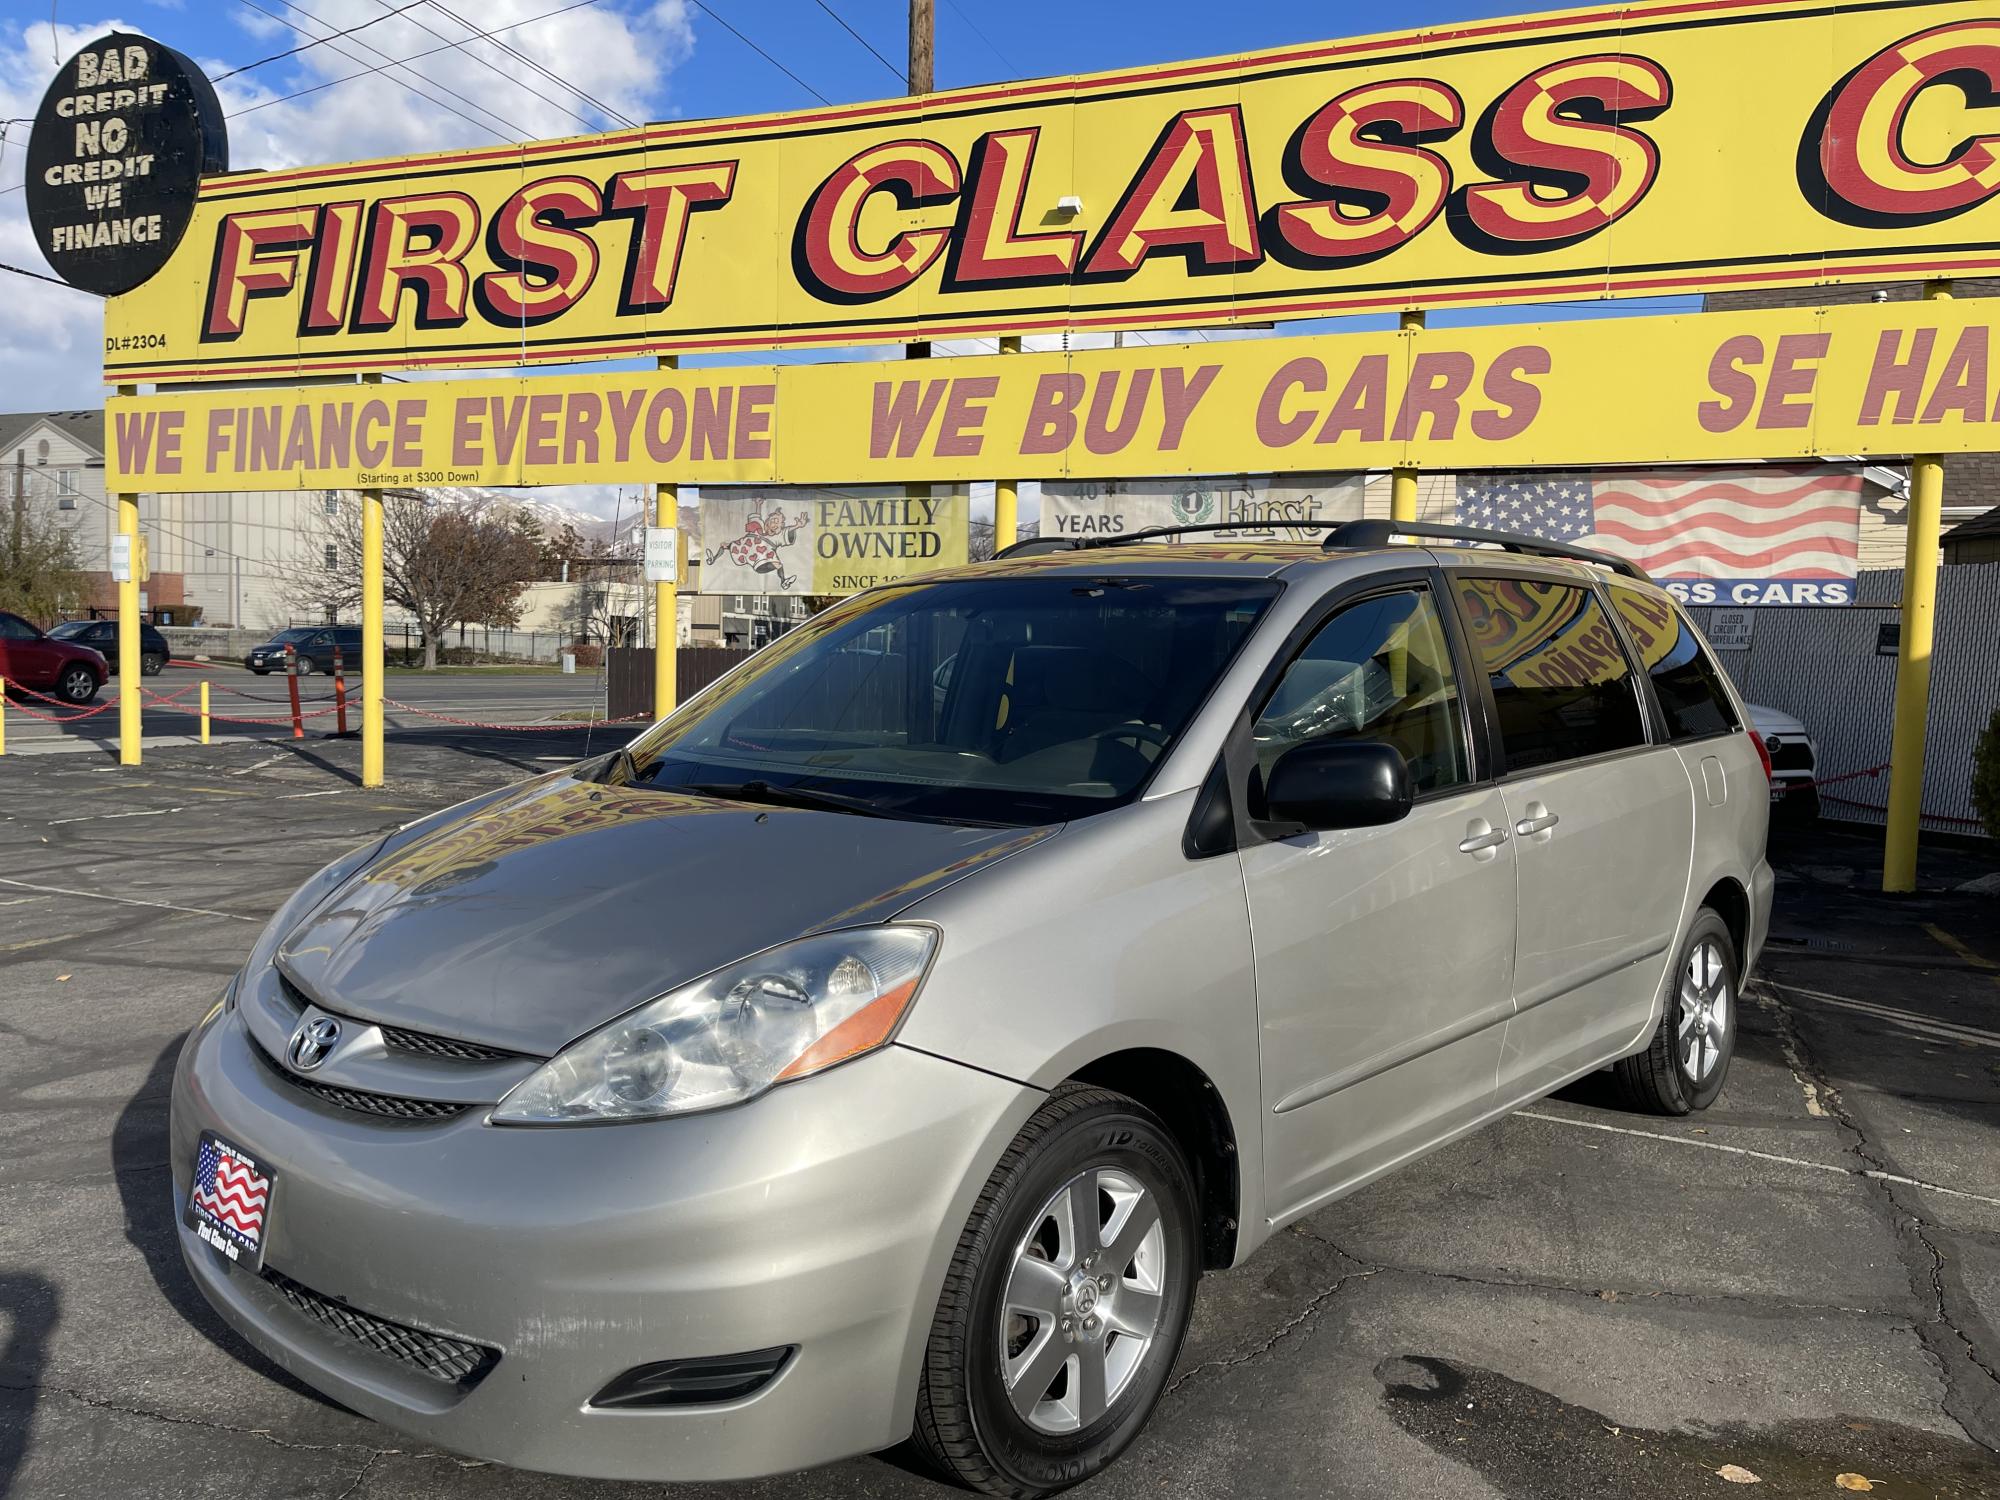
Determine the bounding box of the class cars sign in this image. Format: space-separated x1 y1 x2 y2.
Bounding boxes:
101 0 2000 383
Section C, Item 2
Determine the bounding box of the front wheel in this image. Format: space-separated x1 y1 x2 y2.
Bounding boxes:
913 1085 1199 1498
1615 909 1738 1115
57 664 100 705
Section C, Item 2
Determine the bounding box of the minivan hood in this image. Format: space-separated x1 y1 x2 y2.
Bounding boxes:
277 775 1053 1055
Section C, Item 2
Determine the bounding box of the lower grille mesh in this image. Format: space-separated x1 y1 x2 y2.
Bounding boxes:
266 1269 498 1387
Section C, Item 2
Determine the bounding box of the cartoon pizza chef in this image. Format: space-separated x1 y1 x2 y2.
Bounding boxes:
707 500 810 589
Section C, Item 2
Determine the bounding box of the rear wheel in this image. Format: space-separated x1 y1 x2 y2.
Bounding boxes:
913 1085 1199 1497
1615 909 1737 1115
140 651 166 676
57 664 99 705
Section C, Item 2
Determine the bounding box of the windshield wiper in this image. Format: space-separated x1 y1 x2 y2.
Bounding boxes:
683 779 899 820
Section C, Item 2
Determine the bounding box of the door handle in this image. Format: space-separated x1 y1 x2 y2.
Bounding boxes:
1514 807 1560 836
1459 822 1508 855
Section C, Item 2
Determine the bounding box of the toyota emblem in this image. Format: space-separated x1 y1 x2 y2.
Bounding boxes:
287 1014 342 1072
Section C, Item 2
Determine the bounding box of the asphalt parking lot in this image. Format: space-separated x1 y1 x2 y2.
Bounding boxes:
3 665 614 752
2 735 1997 1499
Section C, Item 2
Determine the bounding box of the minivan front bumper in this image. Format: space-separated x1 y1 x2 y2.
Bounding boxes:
170 1004 1038 1481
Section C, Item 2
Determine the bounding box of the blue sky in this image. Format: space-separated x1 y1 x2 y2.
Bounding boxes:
0 0 1699 513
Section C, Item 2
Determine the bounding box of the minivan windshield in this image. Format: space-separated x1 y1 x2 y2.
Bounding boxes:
621 575 1280 825
48 621 96 638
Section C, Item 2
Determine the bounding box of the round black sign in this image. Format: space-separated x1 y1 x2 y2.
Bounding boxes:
25 32 227 297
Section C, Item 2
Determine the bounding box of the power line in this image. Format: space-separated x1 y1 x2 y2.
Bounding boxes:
214 0 432 80
366 0 599 134
942 0 1018 76
223 0 605 124
0 259 95 292
810 0 904 87
686 1 829 105
415 0 638 130
235 0 527 145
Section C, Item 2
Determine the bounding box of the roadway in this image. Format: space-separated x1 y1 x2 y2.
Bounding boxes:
2 666 621 753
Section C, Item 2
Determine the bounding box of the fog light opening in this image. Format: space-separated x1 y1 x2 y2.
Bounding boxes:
589 1346 795 1409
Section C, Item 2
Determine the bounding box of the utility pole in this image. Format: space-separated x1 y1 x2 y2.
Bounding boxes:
906 0 933 366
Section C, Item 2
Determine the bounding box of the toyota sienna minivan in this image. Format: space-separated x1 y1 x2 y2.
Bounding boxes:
172 521 1771 1496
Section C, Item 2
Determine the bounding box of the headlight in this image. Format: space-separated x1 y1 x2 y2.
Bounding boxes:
238 838 384 994
491 926 937 1125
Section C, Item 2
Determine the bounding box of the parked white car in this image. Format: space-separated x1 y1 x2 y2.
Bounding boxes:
1747 703 1818 819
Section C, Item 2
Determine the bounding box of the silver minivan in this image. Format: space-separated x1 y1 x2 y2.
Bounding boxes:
171 522 1773 1496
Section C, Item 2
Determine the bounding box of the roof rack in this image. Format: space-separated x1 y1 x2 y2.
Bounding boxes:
989 518 1647 582
1321 520 1649 582
992 521 1343 559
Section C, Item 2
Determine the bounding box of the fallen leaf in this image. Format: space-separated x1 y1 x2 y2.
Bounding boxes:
1834 1475 1876 1492
1716 1464 1761 1484
55 974 70 982
1597 1289 1620 1302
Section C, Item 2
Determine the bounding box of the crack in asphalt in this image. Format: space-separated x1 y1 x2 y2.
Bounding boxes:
1757 983 2000 1453
1163 1253 1379 1398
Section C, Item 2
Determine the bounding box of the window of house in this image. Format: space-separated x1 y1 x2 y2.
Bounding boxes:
324 543 339 570
1451 576 1648 774
57 469 77 509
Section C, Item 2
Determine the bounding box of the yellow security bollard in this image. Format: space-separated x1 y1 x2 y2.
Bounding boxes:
200 680 210 745
654 354 679 720
0 682 7 756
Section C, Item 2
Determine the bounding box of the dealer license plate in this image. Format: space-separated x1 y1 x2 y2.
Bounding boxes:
184 1131 274 1273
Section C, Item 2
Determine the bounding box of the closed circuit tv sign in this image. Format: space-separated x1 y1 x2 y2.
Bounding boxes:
26 32 226 297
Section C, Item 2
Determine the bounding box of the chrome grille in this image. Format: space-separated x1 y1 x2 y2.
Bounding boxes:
266 1269 497 1387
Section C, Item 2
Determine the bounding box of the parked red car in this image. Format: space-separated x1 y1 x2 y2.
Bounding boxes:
0 610 107 703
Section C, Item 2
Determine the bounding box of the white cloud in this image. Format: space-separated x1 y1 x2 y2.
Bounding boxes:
0 4 697 410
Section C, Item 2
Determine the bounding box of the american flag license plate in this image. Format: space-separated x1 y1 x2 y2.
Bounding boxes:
185 1132 274 1273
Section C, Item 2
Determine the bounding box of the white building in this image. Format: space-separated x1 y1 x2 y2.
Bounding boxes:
2 409 328 629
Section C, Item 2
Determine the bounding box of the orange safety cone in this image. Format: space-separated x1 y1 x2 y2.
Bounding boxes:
287 660 304 740
333 646 348 736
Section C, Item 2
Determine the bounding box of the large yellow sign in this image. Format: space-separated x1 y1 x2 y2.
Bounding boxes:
103 1 2000 383
105 298 2000 490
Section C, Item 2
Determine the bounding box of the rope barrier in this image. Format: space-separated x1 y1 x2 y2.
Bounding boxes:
1771 761 1986 828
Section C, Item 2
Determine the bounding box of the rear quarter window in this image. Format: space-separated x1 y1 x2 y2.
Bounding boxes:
1608 586 1740 741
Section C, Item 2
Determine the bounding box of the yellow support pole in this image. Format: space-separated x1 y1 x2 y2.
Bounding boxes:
0 684 6 756
1390 311 1424 524
200 680 210 745
994 335 1022 553
1883 280 1952 893
654 354 679 720
360 374 386 788
115 384 142 765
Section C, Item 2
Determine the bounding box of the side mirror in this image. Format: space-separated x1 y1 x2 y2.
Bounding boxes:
1264 740 1413 831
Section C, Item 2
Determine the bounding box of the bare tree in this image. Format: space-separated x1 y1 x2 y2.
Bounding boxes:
2 478 87 623
291 491 540 669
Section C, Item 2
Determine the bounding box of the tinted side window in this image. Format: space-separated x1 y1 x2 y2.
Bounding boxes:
1451 576 1647 774
1253 587 1468 795
1608 586 1740 741
0 614 38 640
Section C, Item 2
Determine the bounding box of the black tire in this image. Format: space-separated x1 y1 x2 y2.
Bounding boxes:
913 1085 1200 1498
141 652 165 676
57 664 100 705
1615 909 1738 1115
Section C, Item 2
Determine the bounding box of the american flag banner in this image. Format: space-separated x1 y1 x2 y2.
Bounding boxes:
192 1136 271 1258
1455 466 1864 606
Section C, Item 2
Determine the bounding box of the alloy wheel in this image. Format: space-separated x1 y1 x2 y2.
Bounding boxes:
999 1166 1167 1435
61 667 94 702
1678 937 1732 1082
